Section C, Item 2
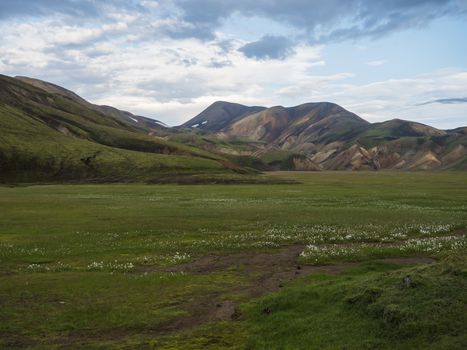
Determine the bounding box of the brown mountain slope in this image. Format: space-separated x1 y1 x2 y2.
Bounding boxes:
180 101 266 131
181 101 466 171
219 102 369 146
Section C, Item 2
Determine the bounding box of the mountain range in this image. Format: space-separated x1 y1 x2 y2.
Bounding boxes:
0 74 465 183
180 101 466 171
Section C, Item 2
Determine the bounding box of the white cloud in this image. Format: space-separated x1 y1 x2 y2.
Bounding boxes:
0 9 465 129
88 42 326 124
318 69 467 128
50 27 103 46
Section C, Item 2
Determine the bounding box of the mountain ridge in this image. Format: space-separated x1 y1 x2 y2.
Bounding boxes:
179 101 466 171
14 76 166 131
180 100 266 131
1 75 465 182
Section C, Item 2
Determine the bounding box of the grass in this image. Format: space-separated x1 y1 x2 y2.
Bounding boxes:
0 171 466 348
0 102 232 183
1 75 265 183
244 256 467 349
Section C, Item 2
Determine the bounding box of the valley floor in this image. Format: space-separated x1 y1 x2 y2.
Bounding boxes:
0 172 466 349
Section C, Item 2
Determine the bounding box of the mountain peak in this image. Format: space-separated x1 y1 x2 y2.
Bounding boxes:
181 100 370 144
181 101 266 131
14 76 89 105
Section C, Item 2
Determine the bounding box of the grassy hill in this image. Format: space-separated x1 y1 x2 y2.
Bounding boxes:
0 75 262 183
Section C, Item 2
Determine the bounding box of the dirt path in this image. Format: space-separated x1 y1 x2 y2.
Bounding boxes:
58 247 436 347
148 245 352 333
138 245 435 334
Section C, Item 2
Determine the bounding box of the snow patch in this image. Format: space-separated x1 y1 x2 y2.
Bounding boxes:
191 121 207 128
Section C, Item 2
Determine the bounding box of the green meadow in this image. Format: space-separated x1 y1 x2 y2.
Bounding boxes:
0 172 466 349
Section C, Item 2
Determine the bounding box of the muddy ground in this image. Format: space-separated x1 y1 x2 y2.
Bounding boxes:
139 245 435 334
56 246 435 347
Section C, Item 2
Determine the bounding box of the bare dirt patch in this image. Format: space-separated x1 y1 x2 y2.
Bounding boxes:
59 246 437 346
139 245 436 334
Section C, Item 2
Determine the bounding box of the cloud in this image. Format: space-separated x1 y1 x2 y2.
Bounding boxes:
238 35 294 60
85 43 325 123
3 1 465 44
0 0 99 19
416 97 467 105
0 0 146 20
313 69 467 128
137 76 211 103
172 0 467 42
0 1 466 129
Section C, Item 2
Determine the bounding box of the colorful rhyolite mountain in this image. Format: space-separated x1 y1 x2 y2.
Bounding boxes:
181 101 466 171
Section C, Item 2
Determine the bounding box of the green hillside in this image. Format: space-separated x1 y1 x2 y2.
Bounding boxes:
0 75 253 183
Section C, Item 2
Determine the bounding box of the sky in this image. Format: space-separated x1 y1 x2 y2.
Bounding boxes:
1 0 466 128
